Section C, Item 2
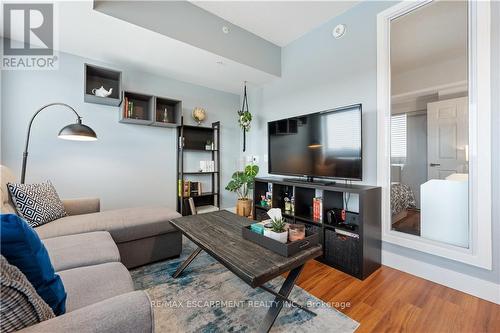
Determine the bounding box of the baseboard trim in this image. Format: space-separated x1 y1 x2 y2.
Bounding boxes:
382 249 500 305
224 207 236 214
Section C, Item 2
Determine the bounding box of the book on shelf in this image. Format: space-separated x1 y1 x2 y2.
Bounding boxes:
313 197 323 221
178 180 203 197
190 182 197 196
177 180 190 197
126 99 134 118
188 198 196 215
190 181 202 196
124 97 128 118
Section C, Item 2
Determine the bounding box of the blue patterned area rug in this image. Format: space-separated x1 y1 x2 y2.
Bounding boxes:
131 238 359 333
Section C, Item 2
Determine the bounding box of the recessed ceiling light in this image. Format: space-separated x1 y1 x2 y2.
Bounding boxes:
222 25 230 34
332 24 347 39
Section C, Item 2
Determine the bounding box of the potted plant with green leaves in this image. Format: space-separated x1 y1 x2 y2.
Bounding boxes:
264 216 288 243
225 164 259 217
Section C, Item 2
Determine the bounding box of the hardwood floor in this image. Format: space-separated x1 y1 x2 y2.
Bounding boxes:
295 260 500 332
392 210 421 236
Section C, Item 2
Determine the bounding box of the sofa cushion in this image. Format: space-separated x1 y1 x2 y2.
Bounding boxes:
35 206 181 243
7 181 67 227
0 165 17 214
18 291 153 333
61 198 100 216
0 255 55 333
0 214 67 316
43 232 120 272
58 262 134 312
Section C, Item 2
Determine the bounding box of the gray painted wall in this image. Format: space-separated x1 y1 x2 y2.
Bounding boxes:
401 113 427 209
245 1 499 285
1 50 240 211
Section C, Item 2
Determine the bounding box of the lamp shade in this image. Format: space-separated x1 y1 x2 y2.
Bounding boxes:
58 122 97 141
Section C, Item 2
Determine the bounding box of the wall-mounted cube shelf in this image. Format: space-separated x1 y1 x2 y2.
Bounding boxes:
269 118 299 135
119 91 181 127
152 97 182 128
84 63 122 106
120 91 154 125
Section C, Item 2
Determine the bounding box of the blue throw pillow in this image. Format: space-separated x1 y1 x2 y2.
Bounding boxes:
0 214 66 315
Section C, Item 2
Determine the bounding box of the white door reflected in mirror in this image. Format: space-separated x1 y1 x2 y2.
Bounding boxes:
427 97 469 180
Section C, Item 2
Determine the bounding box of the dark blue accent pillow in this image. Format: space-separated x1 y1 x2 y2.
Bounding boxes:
0 214 66 315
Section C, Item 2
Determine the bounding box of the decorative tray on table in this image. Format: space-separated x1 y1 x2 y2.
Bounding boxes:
242 226 319 257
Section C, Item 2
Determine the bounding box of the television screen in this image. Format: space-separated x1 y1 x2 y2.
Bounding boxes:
268 104 362 180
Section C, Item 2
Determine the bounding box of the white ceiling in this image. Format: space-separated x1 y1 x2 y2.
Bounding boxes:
192 1 359 46
50 1 277 94
391 0 468 74
2 1 359 94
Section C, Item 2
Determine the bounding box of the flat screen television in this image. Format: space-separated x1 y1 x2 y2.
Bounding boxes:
268 104 362 181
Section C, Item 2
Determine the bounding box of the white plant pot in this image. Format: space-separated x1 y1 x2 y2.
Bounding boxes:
264 229 288 243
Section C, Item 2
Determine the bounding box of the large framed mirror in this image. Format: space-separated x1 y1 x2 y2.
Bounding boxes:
390 1 469 247
377 0 492 268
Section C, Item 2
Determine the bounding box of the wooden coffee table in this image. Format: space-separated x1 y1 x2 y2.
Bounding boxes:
169 210 323 333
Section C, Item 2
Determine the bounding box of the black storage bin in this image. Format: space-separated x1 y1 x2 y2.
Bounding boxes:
324 228 360 276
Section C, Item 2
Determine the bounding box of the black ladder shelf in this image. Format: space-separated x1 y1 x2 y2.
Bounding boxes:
177 118 220 215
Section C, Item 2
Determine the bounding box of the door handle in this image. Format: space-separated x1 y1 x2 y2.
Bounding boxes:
430 163 441 167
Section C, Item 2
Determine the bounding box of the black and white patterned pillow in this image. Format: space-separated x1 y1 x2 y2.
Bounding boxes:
7 181 67 227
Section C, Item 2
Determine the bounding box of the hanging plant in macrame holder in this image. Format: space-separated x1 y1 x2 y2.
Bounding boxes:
238 110 252 131
238 82 252 151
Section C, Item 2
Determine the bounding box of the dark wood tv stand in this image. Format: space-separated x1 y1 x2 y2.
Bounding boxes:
253 177 381 280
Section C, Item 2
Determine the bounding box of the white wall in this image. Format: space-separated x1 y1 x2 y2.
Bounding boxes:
1 50 240 210
244 0 500 298
392 54 467 96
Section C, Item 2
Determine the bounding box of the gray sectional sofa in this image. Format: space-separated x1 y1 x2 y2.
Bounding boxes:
1 166 183 269
20 232 153 333
0 165 183 332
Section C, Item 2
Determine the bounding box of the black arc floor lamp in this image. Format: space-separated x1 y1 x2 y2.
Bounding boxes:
21 102 98 184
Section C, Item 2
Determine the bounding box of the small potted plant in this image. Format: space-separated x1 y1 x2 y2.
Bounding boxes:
264 217 288 243
225 164 259 217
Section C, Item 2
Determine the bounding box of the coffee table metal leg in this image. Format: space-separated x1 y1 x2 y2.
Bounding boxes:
172 247 202 278
259 285 316 316
259 265 305 333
